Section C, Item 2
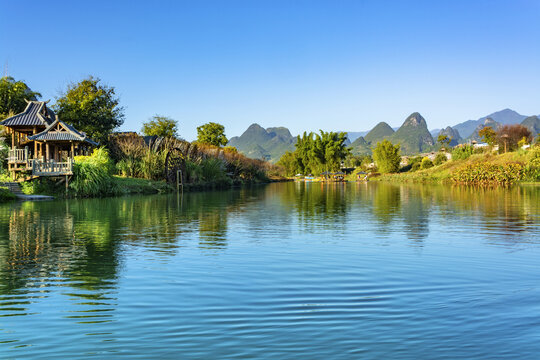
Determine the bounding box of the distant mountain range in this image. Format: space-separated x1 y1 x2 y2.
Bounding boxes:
228 109 539 161
452 109 527 139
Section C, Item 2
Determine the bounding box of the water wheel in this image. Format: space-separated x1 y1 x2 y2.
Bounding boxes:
164 147 186 185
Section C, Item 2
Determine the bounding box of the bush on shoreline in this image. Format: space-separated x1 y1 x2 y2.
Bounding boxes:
0 186 16 202
451 163 524 185
70 148 118 197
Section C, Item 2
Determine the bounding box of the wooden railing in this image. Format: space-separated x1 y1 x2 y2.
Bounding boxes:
7 148 28 163
32 159 73 176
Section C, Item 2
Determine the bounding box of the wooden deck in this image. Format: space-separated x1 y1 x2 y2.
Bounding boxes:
7 149 73 176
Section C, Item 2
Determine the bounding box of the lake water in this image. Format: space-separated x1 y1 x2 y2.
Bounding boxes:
1 182 539 359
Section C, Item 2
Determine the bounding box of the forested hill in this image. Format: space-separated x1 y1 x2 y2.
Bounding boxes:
228 124 296 162
228 109 537 161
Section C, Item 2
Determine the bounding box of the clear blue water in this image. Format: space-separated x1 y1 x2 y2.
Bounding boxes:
1 182 539 359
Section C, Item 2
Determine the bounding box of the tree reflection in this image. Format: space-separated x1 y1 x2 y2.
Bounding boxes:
0 181 538 318
277 182 350 232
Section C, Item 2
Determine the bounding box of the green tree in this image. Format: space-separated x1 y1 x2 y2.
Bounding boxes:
437 134 451 149
54 76 124 144
284 130 350 175
142 115 178 137
294 132 316 174
479 126 497 146
277 150 300 176
0 76 41 120
372 139 401 173
312 130 351 174
196 122 228 147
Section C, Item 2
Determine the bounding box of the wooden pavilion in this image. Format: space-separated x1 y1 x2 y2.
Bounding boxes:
1 100 98 178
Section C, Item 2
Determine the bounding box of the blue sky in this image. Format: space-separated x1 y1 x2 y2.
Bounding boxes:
1 0 539 140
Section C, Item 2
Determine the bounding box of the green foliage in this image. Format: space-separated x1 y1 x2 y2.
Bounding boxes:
110 135 271 186
0 186 16 202
479 126 497 146
0 142 8 171
421 157 434 169
223 146 238 153
437 134 451 147
0 76 41 120
452 163 524 185
400 156 421 172
343 154 367 168
54 76 124 145
277 150 300 176
140 150 167 181
389 113 434 154
142 115 178 137
524 145 540 181
364 122 394 144
197 122 228 147
313 130 351 173
433 153 448 166
277 130 350 176
113 176 172 194
116 157 141 178
372 140 401 173
71 148 118 197
228 124 295 162
452 145 474 160
19 178 67 196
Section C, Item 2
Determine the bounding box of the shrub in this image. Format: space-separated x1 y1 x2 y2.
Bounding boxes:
433 153 448 165
452 163 524 185
452 145 474 160
373 140 401 173
0 186 16 202
421 157 434 169
140 150 167 180
411 162 421 171
200 157 232 186
20 178 61 195
524 145 540 181
71 147 118 197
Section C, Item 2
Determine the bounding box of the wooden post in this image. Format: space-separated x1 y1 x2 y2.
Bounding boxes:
71 142 74 159
11 130 15 149
45 142 49 160
33 127 37 158
177 170 183 192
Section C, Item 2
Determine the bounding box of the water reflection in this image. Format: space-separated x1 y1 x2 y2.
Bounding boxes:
0 183 539 318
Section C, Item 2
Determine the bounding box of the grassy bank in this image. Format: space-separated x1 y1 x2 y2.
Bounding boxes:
0 186 16 202
19 176 173 198
373 148 540 185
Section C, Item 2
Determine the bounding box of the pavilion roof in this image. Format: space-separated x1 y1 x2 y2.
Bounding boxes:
0 100 55 127
28 119 98 146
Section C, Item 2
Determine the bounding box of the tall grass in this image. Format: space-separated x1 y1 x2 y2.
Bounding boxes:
71 148 118 197
108 134 273 186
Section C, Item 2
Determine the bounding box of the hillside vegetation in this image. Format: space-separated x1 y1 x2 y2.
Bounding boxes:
228 124 295 162
375 146 540 185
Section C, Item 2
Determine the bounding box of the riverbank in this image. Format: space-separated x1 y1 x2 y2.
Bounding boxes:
0 186 16 202
8 174 291 200
371 148 540 185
